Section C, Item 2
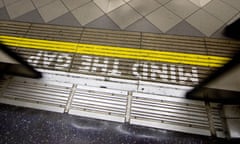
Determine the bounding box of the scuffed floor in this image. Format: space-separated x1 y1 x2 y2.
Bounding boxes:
0 104 229 144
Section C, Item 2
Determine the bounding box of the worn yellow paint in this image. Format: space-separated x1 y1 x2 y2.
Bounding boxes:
0 35 230 67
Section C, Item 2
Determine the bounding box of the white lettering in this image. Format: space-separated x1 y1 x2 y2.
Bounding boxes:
55 54 72 70
43 52 56 67
190 67 199 84
110 59 121 76
80 55 92 71
178 66 199 84
101 58 109 73
27 52 199 84
132 63 140 78
170 65 177 83
150 64 168 81
91 58 109 73
27 51 42 66
142 63 148 79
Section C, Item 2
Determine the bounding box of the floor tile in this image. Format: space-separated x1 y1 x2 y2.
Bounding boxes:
3 0 18 6
125 18 162 33
189 0 212 7
155 0 171 5
14 9 44 23
6 0 35 19
49 12 81 27
0 7 10 20
203 0 238 23
186 9 224 36
32 0 56 8
86 15 120 30
71 2 104 26
0 0 237 39
0 0 4 8
128 0 161 16
146 7 182 33
165 0 199 19
221 0 240 10
167 20 205 37
210 25 229 39
61 0 91 10
108 4 142 29
94 0 125 13
227 13 240 25
37 0 68 22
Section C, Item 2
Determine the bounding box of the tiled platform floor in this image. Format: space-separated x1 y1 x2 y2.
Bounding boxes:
1 1 240 143
0 0 240 38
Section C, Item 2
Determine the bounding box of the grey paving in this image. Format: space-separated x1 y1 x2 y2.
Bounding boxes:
0 7 10 20
49 12 81 27
0 0 239 38
14 9 44 23
166 20 205 37
211 25 229 39
108 4 142 29
125 18 162 33
86 15 120 30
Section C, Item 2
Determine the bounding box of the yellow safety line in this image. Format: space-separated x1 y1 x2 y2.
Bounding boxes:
0 35 231 67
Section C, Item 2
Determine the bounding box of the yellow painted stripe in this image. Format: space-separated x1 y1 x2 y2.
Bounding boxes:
0 35 230 67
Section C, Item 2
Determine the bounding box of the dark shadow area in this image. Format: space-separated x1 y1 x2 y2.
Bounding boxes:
187 19 240 104
0 43 42 78
186 51 240 104
224 19 240 40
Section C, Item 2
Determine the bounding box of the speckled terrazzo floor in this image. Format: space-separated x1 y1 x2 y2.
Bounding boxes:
0 104 234 144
